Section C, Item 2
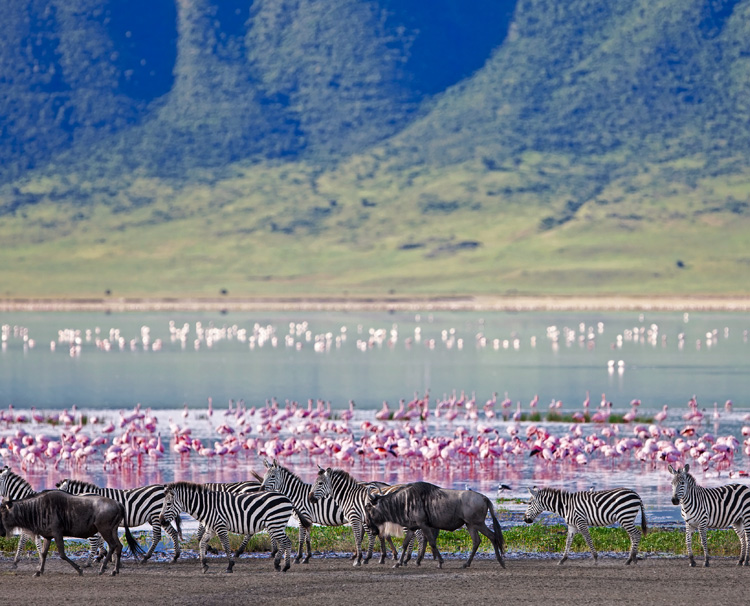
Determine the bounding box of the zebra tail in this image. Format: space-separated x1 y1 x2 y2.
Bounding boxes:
640 501 648 537
124 524 147 559
293 505 313 531
486 497 505 555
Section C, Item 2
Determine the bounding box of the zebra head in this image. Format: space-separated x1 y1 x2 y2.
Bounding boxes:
261 459 283 492
523 486 543 524
309 467 332 504
158 485 183 529
668 463 691 505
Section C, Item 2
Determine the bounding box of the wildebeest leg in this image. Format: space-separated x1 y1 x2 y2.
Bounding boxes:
98 527 122 576
54 533 83 576
382 536 398 564
35 538 52 577
425 528 443 568
463 527 482 568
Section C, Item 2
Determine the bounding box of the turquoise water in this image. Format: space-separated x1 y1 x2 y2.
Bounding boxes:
1 309 748 412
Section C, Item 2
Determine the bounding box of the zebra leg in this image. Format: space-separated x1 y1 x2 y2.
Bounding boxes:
233 534 252 559
12 530 31 568
140 523 162 563
350 518 365 567
732 522 746 566
303 526 312 564
685 524 696 567
743 521 750 566
165 522 182 563
623 522 641 565
197 523 219 555
698 525 710 567
199 528 216 573
413 529 429 567
216 528 235 573
293 526 306 564
578 524 598 563
560 526 577 565
274 530 292 572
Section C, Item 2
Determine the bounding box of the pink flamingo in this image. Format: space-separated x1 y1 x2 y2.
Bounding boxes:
654 405 669 423
375 401 391 421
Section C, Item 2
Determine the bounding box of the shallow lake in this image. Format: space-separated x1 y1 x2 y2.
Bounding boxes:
1 309 749 528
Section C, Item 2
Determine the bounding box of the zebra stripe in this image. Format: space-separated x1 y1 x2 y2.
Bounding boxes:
669 463 750 567
310 467 413 567
0 467 43 567
158 481 297 573
260 460 347 563
192 481 274 559
56 478 182 563
524 485 647 564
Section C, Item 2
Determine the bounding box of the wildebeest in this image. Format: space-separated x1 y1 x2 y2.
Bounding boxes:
0 490 145 576
365 481 506 569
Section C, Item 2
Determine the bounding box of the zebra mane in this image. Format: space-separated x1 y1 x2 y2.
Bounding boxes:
167 481 211 493
326 468 357 484
63 479 100 492
0 468 35 494
271 462 300 480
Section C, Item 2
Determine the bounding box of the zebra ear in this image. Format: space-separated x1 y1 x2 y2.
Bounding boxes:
528 486 538 498
668 465 676 475
317 464 324 472
273 458 279 467
263 458 271 469
683 463 690 474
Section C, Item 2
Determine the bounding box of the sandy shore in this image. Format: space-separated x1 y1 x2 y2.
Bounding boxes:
2 295 750 312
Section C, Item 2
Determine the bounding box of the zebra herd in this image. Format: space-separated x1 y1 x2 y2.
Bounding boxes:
2 461 750 575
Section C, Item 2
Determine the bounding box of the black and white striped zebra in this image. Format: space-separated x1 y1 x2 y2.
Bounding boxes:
259 459 349 563
158 481 302 573
0 467 43 567
669 463 750 567
192 480 291 560
310 466 416 566
524 485 647 564
56 478 182 563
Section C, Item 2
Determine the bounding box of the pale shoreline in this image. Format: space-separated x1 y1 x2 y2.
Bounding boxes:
2 294 750 312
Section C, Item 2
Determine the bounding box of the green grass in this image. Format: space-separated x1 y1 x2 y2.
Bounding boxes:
1 154 749 300
3 526 744 559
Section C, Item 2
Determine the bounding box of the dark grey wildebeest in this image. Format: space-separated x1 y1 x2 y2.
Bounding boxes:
0 490 145 576
365 481 506 569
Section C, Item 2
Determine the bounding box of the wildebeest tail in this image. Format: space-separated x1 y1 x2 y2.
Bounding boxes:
124 524 147 558
485 496 505 555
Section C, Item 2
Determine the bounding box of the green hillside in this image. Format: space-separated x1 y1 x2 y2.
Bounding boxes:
1 0 749 300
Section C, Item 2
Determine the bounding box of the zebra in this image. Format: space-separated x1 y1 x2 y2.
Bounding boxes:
56 478 182 564
524 485 647 564
0 466 44 567
158 481 303 573
669 463 750 567
191 480 293 560
309 466 419 567
258 459 350 563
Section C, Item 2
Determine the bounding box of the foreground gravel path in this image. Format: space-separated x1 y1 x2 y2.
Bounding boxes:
2 554 748 606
